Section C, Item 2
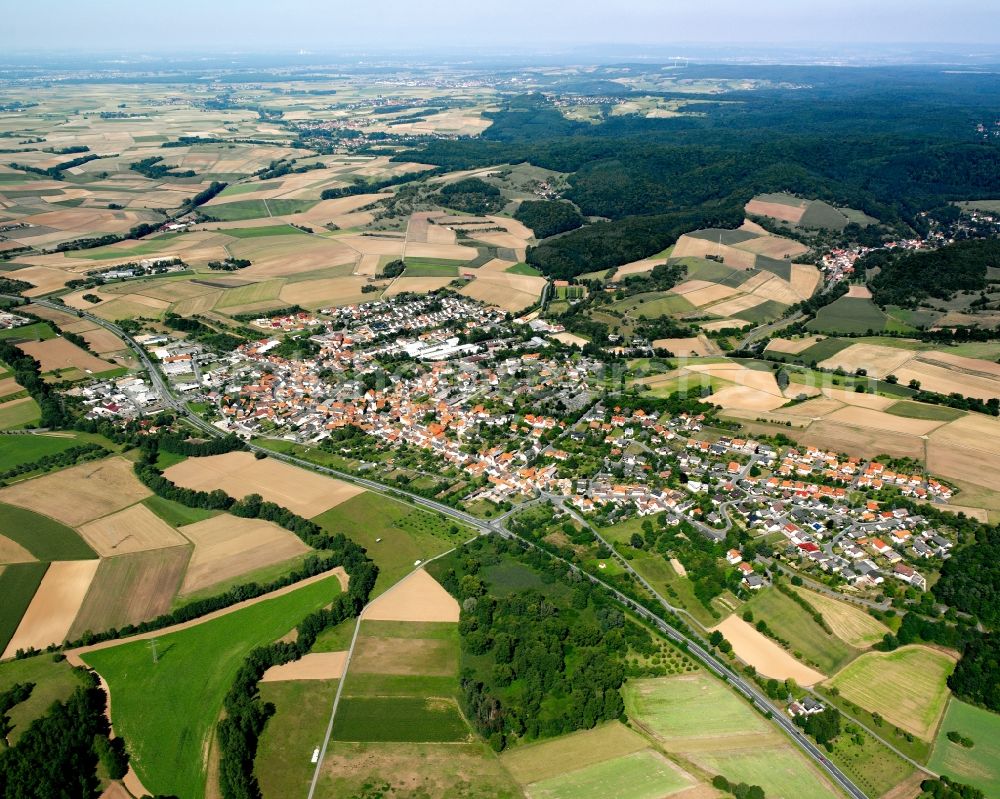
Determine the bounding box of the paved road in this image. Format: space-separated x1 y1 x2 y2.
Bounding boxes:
40 298 870 799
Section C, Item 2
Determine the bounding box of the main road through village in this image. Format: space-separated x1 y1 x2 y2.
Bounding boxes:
22 295 871 799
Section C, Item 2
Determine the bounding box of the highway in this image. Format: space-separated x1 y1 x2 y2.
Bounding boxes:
25 296 869 799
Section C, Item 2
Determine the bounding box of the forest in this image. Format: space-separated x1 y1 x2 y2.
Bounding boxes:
432 535 657 750
869 239 1000 306
514 199 584 239
398 74 1000 278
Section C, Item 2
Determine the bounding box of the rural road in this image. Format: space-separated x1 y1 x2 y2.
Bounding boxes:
20 295 872 799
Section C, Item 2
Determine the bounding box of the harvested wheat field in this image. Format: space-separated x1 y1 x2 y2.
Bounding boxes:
68 547 191 639
2 559 100 658
653 336 719 357
702 294 768 319
279 277 375 309
383 277 456 297
846 285 873 298
77 503 188 557
164 451 363 517
818 343 915 379
550 331 589 348
0 457 151 527
78 327 126 354
17 337 115 374
699 318 750 332
459 273 544 313
895 356 1000 402
766 336 825 355
7 266 78 297
261 651 349 682
745 198 807 225
791 587 890 649
801 419 926 461
709 386 788 411
0 533 35 563
678 283 741 307
364 568 460 622
671 236 758 270
740 236 809 259
821 388 897 409
826 406 946 436
712 615 825 685
927 414 1000 491
177 514 311 595
790 264 822 298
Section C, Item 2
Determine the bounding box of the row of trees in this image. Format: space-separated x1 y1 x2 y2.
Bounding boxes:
0 442 108 485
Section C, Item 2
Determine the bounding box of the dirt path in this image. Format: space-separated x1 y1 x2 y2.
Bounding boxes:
94 672 151 799
65 566 348 666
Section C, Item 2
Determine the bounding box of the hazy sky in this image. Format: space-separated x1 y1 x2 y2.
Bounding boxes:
7 0 1000 53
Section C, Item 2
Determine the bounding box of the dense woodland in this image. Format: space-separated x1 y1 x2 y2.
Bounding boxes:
399 71 1000 278
868 239 1000 306
513 199 584 239
433 536 659 750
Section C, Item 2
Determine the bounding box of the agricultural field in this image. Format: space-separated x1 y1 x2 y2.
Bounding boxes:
255 679 341 798
82 571 345 798
0 562 48 655
624 674 840 799
741 585 858 674
789 586 891 648
67 547 191 638
312 492 463 595
928 698 1000 797
163 451 363 517
807 296 896 335
825 645 957 740
0 501 96 561
0 456 151 527
0 397 41 429
711 615 826 685
745 193 876 230
0 431 82 470
175 513 311 595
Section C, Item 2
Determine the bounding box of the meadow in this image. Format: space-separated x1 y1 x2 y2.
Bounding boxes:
256 678 340 798
0 562 47 654
0 501 96 560
790 586 890 648
825 645 956 740
331 695 468 742
0 652 84 744
0 398 41 430
928 698 1000 796
528 750 692 799
807 296 892 335
313 492 461 595
0 433 82 471
83 572 344 798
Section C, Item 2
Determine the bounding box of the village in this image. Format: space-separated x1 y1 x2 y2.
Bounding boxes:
72 291 953 604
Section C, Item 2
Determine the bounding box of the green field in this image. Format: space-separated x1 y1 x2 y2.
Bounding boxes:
507 262 541 276
63 234 183 260
527 750 692 799
611 291 695 317
205 198 315 221
623 674 768 740
928 698 1000 796
826 720 915 798
142 494 220 527
0 652 84 744
331 695 468 742
0 501 96 560
807 297 891 335
0 398 40 430
403 260 461 277
742 586 857 674
312 492 460 595
83 572 344 798
0 562 47 654
799 200 849 230
222 224 306 239
695 747 840 799
500 722 648 784
739 298 789 325
256 678 340 798
826 645 956 740
214 278 285 308
0 433 81 470
886 401 966 421
0 321 55 341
